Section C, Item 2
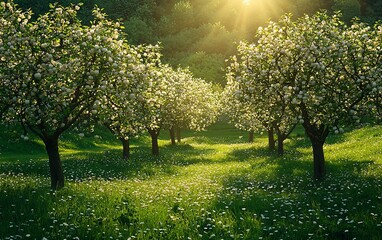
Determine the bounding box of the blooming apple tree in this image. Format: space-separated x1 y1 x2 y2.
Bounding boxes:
223 70 263 143
289 13 379 179
163 68 220 145
186 76 220 132
0 2 32 119
141 64 175 156
351 22 382 122
0 2 126 189
119 61 221 155
225 17 299 154
225 12 380 179
98 43 162 159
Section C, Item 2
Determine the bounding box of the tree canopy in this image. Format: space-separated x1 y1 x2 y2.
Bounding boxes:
13 0 382 86
224 11 382 179
0 1 221 189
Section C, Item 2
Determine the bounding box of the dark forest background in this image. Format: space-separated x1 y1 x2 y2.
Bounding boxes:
14 0 382 86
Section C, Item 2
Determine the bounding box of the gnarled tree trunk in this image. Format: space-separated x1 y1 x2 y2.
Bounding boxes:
44 135 64 190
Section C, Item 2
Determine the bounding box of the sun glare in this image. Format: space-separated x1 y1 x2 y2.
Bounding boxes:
242 0 251 6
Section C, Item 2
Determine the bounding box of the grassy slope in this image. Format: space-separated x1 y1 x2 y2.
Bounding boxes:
1 123 382 239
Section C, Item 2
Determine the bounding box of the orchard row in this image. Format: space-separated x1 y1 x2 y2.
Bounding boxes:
0 2 219 189
2 1 382 190
224 12 382 180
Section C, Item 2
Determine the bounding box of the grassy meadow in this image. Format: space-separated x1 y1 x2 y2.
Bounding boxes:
1 122 382 239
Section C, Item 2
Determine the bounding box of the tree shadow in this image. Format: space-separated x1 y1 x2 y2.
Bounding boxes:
2 123 382 239
0 146 180 183
0 173 142 239
161 143 196 153
195 144 382 239
160 143 230 165
160 122 250 145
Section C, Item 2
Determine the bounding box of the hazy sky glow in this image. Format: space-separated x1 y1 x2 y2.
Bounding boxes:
242 0 251 5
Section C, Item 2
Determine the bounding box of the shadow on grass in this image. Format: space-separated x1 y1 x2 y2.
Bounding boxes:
0 136 268 185
161 122 250 145
0 146 179 183
163 143 195 151
0 143 218 187
160 143 221 164
199 154 382 240
0 122 251 178
2 123 382 239
0 173 143 239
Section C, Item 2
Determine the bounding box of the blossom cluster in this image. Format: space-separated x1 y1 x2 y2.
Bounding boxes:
0 2 125 139
225 12 382 136
0 1 220 143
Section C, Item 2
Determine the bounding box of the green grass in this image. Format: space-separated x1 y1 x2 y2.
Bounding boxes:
1 123 382 239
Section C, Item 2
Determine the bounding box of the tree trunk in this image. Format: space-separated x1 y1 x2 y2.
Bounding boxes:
44 135 64 190
311 139 325 180
268 128 275 151
120 138 130 159
275 124 296 156
169 127 176 145
148 129 160 156
277 136 284 156
248 130 254 143
303 126 328 181
176 126 181 143
303 125 328 181
300 104 329 180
